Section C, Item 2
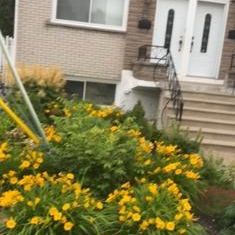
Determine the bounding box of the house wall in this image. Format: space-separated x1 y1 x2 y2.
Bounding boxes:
15 0 126 82
123 0 157 70
219 1 235 80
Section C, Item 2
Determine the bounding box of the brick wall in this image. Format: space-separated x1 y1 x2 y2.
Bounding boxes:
123 0 157 70
16 0 126 82
219 2 235 80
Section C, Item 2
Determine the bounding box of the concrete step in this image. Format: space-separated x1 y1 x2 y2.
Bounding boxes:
168 115 235 132
182 90 235 103
202 139 235 164
182 98 235 112
181 126 235 143
176 107 235 122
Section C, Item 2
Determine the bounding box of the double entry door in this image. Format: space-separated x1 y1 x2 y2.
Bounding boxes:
153 0 225 78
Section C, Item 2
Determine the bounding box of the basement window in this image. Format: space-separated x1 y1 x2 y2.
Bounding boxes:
65 80 116 105
53 0 129 31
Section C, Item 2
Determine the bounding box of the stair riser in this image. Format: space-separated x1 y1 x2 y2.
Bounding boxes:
183 100 235 112
202 145 235 163
178 119 235 132
182 92 235 103
186 131 235 143
180 110 235 122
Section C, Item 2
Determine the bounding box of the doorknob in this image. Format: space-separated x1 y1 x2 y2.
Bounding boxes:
190 36 194 53
178 36 183 52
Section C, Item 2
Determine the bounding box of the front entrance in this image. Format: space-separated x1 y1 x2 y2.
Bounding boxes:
153 0 226 79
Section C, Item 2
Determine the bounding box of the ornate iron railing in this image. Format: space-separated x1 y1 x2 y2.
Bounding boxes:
137 45 184 122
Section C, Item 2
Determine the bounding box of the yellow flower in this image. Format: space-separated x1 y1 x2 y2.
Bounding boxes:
148 183 158 195
185 171 200 180
96 201 103 210
110 126 118 132
166 222 175 231
180 199 192 211
155 217 165 230
5 218 16 229
140 220 149 230
9 177 18 185
19 160 31 169
175 169 182 175
30 216 41 225
144 159 152 166
62 203 71 211
175 213 183 221
132 213 141 222
66 173 74 180
64 221 74 231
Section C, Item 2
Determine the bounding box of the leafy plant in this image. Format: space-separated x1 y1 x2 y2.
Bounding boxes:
106 181 207 235
154 123 202 154
200 156 235 189
218 203 235 235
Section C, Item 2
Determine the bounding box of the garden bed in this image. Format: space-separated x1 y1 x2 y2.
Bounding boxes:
0 65 234 235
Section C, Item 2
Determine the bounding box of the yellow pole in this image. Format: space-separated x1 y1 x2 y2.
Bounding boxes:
0 97 40 145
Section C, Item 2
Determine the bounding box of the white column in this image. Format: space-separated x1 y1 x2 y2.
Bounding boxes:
179 0 198 78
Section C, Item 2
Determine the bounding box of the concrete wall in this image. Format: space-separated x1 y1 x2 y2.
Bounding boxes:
115 70 160 120
15 0 126 82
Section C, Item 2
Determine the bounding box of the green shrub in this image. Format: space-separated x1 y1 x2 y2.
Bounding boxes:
154 123 202 154
44 104 151 197
123 101 155 139
200 156 235 189
218 203 235 235
106 181 207 235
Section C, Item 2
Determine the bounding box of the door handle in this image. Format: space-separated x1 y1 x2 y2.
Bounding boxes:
178 36 183 52
190 36 194 53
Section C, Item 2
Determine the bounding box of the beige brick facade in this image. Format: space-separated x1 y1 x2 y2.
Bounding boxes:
16 0 126 82
124 0 156 70
219 1 235 80
15 0 235 82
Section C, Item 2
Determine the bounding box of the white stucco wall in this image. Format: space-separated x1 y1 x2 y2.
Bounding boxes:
115 70 161 120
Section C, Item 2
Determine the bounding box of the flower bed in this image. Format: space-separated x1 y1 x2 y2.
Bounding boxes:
2 65 233 234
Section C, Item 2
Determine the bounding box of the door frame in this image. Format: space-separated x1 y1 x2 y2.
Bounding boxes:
152 0 230 80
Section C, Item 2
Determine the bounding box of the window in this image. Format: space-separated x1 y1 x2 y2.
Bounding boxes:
164 9 175 49
201 14 211 53
54 0 128 31
65 80 116 105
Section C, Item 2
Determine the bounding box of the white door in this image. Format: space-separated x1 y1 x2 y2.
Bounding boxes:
188 2 224 78
153 0 189 72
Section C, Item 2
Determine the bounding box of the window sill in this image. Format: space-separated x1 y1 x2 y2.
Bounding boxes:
47 20 127 34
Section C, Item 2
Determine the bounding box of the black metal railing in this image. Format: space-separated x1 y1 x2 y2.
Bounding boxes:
137 45 184 123
228 53 235 94
163 52 184 122
230 54 235 70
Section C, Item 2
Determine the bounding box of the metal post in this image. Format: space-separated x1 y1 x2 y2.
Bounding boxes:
0 31 48 144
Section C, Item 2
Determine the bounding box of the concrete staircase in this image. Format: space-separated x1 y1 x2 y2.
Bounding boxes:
166 82 235 163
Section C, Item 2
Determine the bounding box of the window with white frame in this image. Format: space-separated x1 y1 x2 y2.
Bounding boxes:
54 0 128 30
65 80 116 105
